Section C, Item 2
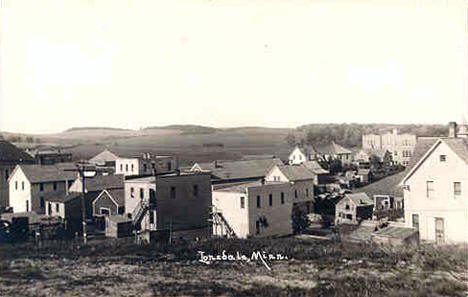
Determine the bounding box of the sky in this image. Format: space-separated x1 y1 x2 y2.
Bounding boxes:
0 0 467 133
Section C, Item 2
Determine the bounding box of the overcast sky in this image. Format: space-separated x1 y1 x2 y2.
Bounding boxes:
1 0 467 133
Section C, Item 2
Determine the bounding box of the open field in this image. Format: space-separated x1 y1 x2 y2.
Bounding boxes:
0 237 466 297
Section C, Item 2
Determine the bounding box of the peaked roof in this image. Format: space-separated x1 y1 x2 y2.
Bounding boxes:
45 192 81 203
401 137 468 185
316 142 352 155
343 192 373 206
82 174 124 192
294 145 317 157
96 188 125 206
17 164 78 183
357 171 405 198
302 160 329 174
192 158 284 180
357 148 389 160
0 140 35 164
273 164 315 181
89 150 119 164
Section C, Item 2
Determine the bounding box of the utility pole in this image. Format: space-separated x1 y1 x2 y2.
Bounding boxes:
65 161 97 245
80 168 87 245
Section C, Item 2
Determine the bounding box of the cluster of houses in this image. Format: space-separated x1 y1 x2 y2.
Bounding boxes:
0 120 467 244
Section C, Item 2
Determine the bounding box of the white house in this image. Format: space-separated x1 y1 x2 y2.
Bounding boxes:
288 145 317 165
265 164 315 213
212 180 292 238
399 134 468 244
8 164 77 214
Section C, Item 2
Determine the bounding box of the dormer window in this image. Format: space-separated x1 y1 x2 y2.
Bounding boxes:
439 155 447 162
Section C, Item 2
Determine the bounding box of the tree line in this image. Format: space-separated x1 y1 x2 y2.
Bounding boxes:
285 123 448 148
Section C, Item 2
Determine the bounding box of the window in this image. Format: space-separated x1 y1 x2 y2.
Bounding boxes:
394 151 397 156
39 183 44 191
149 211 154 224
131 164 134 172
240 196 245 209
426 181 434 198
149 189 156 204
125 164 128 172
281 192 285 204
306 188 309 197
256 195 261 208
21 181 24 190
56 203 59 212
26 200 29 212
256 220 260 234
439 155 447 162
193 185 199 197
294 190 298 198
100 208 110 215
40 197 44 209
130 187 135 198
15 181 18 190
53 182 57 191
120 164 123 171
5 169 9 181
170 186 176 199
269 194 273 206
140 188 144 199
143 163 147 172
167 162 172 171
412 214 419 230
454 182 461 197
345 204 350 210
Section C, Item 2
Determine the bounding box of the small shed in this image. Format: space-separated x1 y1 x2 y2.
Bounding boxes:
105 215 132 238
371 225 419 245
357 169 371 184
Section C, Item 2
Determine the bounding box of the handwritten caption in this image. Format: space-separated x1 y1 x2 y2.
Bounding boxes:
198 250 289 271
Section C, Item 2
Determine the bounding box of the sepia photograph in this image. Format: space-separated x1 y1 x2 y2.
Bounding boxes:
0 0 467 296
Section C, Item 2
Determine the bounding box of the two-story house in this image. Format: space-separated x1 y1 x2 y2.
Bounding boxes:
0 138 35 208
288 145 318 165
399 132 468 244
212 180 292 238
8 164 77 213
265 164 315 214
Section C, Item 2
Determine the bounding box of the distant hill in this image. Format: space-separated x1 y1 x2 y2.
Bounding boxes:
143 125 218 135
64 127 132 132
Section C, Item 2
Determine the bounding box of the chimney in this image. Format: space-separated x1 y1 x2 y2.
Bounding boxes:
449 122 458 138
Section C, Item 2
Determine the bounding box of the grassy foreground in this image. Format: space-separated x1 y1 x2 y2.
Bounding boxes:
0 237 466 297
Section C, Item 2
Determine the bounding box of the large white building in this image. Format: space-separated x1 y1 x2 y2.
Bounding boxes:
212 180 292 238
363 129 417 166
400 127 468 244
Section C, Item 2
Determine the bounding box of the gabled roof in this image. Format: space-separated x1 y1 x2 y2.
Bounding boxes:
315 142 352 155
273 164 315 182
293 145 317 158
342 192 373 206
191 158 284 180
302 160 329 174
357 171 405 198
357 148 389 160
0 140 35 164
89 150 119 164
16 164 77 183
400 137 468 185
83 174 124 192
93 188 125 207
